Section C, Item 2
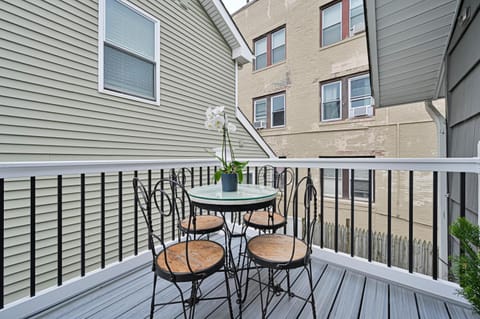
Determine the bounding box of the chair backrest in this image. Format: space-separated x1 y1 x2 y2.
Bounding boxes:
287 175 318 266
255 165 295 216
133 177 198 275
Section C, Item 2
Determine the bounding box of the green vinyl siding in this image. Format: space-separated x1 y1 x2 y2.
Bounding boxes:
0 0 267 304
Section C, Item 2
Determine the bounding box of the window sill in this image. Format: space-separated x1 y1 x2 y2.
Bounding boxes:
252 60 287 74
319 32 366 52
319 115 375 126
99 87 160 106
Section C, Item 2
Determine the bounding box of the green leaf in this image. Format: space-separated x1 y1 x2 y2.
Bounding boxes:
214 170 223 182
237 170 243 184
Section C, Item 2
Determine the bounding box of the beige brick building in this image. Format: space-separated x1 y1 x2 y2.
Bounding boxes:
233 0 443 241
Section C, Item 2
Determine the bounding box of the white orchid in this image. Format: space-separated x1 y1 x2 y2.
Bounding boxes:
203 106 248 183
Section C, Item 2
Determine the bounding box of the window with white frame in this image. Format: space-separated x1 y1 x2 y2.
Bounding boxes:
254 27 286 70
324 169 343 197
100 0 159 103
271 94 285 127
350 169 369 199
254 98 267 124
253 92 286 129
349 0 365 33
322 81 341 121
254 37 267 70
322 2 342 46
271 28 286 64
349 75 372 109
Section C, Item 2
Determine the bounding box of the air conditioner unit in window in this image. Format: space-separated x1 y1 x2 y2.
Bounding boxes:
350 22 365 36
351 106 373 118
253 120 266 129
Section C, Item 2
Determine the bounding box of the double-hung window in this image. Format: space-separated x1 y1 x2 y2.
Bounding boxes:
253 92 286 129
254 27 286 70
324 169 343 197
100 0 160 104
349 74 372 116
271 94 285 127
321 2 342 46
349 0 365 34
321 81 341 121
254 98 267 124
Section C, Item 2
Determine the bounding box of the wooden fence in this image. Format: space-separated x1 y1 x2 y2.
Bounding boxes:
313 222 434 276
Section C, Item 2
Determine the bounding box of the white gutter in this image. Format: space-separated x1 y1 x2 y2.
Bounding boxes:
234 60 276 158
425 100 448 279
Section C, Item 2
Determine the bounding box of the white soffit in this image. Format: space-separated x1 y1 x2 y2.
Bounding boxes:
199 0 253 65
365 0 458 107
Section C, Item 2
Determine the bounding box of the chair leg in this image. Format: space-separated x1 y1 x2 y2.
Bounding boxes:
240 258 252 303
150 274 157 319
254 263 267 319
305 264 317 319
172 281 188 319
224 265 235 319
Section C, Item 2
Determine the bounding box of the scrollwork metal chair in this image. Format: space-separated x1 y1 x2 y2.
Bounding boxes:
169 168 224 239
246 175 318 318
133 177 234 319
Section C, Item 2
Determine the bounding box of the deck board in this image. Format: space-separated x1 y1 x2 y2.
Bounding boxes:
359 278 388 319
390 285 420 319
328 271 365 319
27 233 479 319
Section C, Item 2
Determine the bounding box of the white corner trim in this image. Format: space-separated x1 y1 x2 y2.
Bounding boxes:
210 0 253 64
234 61 275 158
0 250 152 319
311 246 469 305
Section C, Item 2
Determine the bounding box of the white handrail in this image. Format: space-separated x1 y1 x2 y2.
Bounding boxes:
0 157 479 179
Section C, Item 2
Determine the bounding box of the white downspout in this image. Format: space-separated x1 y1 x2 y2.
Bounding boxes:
425 100 448 280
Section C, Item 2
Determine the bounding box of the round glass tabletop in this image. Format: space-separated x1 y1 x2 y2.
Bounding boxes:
189 184 278 205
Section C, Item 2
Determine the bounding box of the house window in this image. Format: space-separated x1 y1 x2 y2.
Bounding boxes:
324 169 343 197
99 0 160 104
349 0 365 34
321 81 341 121
321 157 374 201
348 75 372 109
254 27 286 70
253 92 286 129
321 0 365 47
321 2 342 46
271 94 285 127
254 98 267 124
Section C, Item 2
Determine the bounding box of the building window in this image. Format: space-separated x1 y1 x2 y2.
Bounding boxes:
322 2 342 46
253 92 286 129
321 0 365 47
349 74 372 117
321 73 373 122
321 81 341 121
254 98 267 126
349 0 365 35
254 27 286 70
271 94 285 127
321 157 374 201
99 0 160 104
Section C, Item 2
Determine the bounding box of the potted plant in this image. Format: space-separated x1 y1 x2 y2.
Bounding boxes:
450 217 480 314
204 106 248 192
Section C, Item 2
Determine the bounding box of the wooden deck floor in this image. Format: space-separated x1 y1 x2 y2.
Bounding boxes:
31 236 478 319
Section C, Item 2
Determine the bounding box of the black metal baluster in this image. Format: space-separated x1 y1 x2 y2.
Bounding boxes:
255 167 258 184
57 175 62 286
160 170 165 242
148 170 152 247
294 168 299 237
335 169 338 253
432 171 438 280
81 174 86 275
460 172 466 257
246 167 250 184
350 170 354 257
408 171 413 273
30 177 36 296
368 170 372 262
133 171 138 255
387 170 392 267
181 168 185 219
320 168 324 248
118 172 123 262
214 166 218 216
0 178 3 308
199 167 203 215
283 167 288 235
207 167 210 185
263 166 267 186
101 173 105 269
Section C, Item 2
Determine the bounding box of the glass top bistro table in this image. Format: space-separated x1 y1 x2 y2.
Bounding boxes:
189 184 278 305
